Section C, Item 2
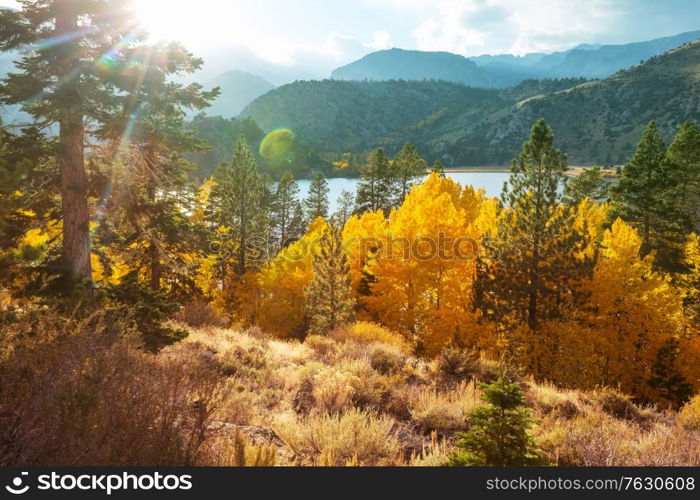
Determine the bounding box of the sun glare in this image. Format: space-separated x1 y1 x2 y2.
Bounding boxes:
132 0 241 47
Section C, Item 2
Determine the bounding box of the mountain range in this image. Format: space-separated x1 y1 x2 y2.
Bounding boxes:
241 39 700 166
331 30 700 88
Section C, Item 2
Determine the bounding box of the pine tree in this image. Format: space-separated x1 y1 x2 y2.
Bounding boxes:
303 172 329 221
0 0 144 288
447 375 544 466
611 121 667 257
432 159 446 177
393 142 426 205
483 119 585 332
272 171 302 248
659 121 700 271
304 225 355 335
95 43 218 292
356 149 393 214
564 166 610 205
211 136 271 278
332 189 355 226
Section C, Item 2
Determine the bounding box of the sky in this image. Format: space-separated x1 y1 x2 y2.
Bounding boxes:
2 0 700 83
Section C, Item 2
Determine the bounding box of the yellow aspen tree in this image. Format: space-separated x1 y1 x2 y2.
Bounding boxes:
583 219 686 402
256 217 328 338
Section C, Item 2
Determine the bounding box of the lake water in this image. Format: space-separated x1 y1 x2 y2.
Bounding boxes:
297 172 511 213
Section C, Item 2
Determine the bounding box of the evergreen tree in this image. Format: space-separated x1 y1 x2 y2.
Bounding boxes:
356 149 393 214
332 189 355 226
647 337 693 409
432 159 446 177
392 142 426 205
447 375 544 466
303 172 329 221
611 121 667 257
659 121 700 270
272 171 302 248
564 166 610 205
483 119 585 332
304 225 355 335
96 43 218 293
211 136 270 277
0 0 144 288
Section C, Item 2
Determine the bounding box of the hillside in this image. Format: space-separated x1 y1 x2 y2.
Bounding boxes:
241 79 502 154
204 70 275 118
242 41 700 165
331 48 493 87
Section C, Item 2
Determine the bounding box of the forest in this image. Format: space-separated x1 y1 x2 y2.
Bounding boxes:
0 1 699 467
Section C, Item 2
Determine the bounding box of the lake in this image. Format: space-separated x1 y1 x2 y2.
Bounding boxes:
297 172 511 213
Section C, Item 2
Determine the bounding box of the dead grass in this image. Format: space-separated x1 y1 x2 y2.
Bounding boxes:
2 311 698 467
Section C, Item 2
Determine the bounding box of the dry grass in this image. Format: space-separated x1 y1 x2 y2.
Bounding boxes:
2 311 699 467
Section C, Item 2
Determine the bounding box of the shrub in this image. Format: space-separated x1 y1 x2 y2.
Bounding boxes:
678 395 700 430
274 408 399 465
332 321 408 350
409 381 482 432
107 273 188 352
0 311 226 466
369 345 406 375
204 428 276 466
313 370 356 414
593 387 642 421
447 376 545 466
436 347 480 380
176 302 228 329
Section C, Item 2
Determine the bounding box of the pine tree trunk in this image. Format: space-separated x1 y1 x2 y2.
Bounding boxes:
56 7 92 287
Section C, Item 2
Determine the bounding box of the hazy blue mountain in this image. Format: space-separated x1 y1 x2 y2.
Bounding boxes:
546 30 700 78
331 48 493 87
204 70 275 118
331 30 700 88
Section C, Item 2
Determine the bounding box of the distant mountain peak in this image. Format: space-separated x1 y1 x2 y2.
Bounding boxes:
331 48 492 88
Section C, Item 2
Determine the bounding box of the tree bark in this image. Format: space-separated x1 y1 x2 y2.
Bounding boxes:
56 6 93 287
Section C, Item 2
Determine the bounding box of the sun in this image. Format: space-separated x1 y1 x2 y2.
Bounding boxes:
132 0 241 47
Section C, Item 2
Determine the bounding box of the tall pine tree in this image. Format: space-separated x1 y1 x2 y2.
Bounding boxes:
611 121 668 257
483 119 585 332
0 0 143 288
392 142 426 206
211 136 270 278
303 172 329 222
356 149 393 214
272 171 302 248
304 225 355 335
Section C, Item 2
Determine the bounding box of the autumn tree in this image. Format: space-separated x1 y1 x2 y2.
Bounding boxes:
255 218 328 338
392 142 426 206
304 225 355 335
581 219 688 403
483 119 585 334
0 0 143 288
303 172 329 222
366 173 496 354
356 149 393 214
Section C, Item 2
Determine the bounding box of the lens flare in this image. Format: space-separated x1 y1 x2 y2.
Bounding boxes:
259 129 295 160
